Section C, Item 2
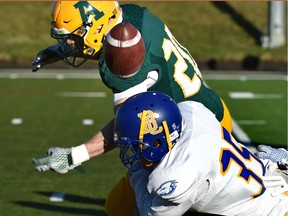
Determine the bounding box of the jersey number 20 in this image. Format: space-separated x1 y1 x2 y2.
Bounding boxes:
162 26 202 98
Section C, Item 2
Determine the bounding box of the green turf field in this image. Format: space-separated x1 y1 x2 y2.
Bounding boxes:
0 70 287 216
0 73 125 216
204 73 287 147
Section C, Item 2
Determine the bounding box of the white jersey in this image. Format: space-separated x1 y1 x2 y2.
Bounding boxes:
130 101 288 216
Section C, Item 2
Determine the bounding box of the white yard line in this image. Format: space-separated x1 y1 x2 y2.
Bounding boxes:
56 92 107 97
11 118 23 125
204 73 287 81
49 192 65 202
0 69 101 79
0 69 286 80
0 72 101 79
237 120 266 125
229 92 282 99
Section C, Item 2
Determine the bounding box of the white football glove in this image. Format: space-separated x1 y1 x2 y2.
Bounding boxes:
255 145 288 167
32 144 90 174
262 160 288 197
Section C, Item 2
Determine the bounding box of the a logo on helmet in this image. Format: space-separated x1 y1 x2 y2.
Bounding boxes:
138 110 163 135
74 1 105 23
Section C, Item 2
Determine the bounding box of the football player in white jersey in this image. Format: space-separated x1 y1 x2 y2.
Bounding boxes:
113 91 288 216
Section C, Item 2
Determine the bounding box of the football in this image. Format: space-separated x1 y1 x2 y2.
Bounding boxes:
104 22 145 78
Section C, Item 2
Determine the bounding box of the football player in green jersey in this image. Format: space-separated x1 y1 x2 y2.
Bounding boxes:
32 1 232 215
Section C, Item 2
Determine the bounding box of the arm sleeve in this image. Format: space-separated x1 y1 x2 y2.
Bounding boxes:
113 71 158 105
130 169 192 216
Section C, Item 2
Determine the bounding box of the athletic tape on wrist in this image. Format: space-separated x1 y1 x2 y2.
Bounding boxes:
71 144 90 165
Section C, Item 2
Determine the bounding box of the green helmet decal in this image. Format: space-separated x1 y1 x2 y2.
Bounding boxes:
74 1 105 23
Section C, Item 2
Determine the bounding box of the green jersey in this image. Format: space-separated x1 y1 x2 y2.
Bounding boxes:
99 4 224 122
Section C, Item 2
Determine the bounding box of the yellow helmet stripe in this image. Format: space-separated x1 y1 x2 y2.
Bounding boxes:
162 120 172 151
138 110 149 153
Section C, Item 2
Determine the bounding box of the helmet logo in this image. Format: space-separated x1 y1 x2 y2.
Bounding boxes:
138 110 163 135
74 2 105 23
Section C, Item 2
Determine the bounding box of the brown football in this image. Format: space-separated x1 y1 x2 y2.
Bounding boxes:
104 22 145 78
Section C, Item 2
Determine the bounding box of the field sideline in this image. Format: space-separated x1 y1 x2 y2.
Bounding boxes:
0 69 287 216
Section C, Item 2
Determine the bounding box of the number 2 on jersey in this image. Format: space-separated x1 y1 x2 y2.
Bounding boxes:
162 26 202 98
220 128 266 199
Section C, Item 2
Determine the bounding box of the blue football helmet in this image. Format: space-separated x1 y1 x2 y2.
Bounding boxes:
114 92 182 173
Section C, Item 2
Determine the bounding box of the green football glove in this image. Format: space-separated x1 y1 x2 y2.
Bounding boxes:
31 44 63 72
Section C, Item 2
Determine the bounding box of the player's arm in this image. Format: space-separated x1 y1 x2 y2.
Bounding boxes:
84 119 116 158
85 72 159 155
130 158 211 215
31 44 100 72
32 70 158 173
113 71 159 106
32 75 153 173
130 169 193 216
85 71 158 157
32 119 116 173
130 169 192 216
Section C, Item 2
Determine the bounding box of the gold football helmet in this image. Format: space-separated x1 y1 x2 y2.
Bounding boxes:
51 0 121 67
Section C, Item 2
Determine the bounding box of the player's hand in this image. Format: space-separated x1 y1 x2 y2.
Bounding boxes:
31 44 63 72
255 145 288 166
32 147 80 174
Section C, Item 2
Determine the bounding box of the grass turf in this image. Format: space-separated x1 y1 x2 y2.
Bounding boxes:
206 77 287 146
0 77 125 216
